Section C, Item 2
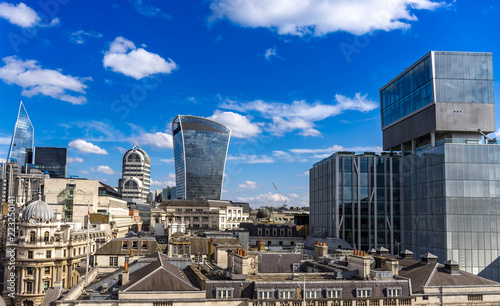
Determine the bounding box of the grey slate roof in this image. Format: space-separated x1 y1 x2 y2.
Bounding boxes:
121 252 200 292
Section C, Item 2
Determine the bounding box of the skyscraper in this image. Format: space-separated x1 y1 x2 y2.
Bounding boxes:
120 145 151 202
380 51 500 280
34 147 67 178
172 115 231 200
7 102 34 166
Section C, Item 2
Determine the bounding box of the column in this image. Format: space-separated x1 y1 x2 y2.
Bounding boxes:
411 139 416 154
38 267 43 293
431 132 436 147
33 268 38 294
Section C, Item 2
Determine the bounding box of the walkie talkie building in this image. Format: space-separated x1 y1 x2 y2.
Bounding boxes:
172 115 231 200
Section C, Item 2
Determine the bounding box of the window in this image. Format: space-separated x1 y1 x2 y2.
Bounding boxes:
28 251 33 259
142 241 148 249
44 280 50 290
257 290 274 299
257 229 262 235
327 289 342 298
468 294 483 301
44 231 50 242
63 250 66 257
280 229 284 236
30 231 35 242
45 267 50 274
109 257 118 266
63 266 65 272
196 209 203 213
273 229 277 236
202 216 209 221
265 229 270 236
288 229 292 236
193 216 199 221
356 288 372 298
23 301 33 306
216 288 233 299
305 290 321 299
26 281 33 293
132 241 138 249
46 250 51 258
122 241 128 249
387 288 401 297
279 241 283 246
27 267 33 275
279 290 295 299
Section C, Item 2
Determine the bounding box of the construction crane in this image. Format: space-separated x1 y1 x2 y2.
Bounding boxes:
478 129 498 144
272 183 287 208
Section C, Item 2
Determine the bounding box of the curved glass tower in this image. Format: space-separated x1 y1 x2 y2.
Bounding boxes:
172 115 231 200
7 102 34 166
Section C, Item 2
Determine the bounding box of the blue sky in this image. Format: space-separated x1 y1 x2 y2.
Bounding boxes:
0 0 499 207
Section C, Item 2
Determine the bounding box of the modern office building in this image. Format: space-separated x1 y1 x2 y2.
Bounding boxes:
380 51 500 281
33 147 67 178
172 115 231 200
7 101 34 167
310 51 500 281
309 152 402 253
119 145 151 202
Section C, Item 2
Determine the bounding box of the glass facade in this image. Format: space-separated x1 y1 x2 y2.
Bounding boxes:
7 102 34 166
381 52 494 127
172 115 230 200
381 55 433 127
310 153 401 252
434 52 494 104
402 143 500 281
34 147 67 178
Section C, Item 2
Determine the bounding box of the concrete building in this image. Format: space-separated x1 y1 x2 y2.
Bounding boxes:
94 236 162 268
172 115 231 200
151 200 249 237
1 199 105 306
119 145 151 202
238 222 305 249
53 244 500 306
310 151 402 253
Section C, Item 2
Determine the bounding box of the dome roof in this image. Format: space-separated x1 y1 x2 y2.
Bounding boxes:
256 209 271 219
21 200 55 222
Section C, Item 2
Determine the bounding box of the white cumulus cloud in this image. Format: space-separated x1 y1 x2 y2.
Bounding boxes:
220 93 377 136
238 180 258 189
208 111 261 138
209 0 445 36
67 157 84 163
70 30 103 45
0 2 39 27
0 56 90 104
69 139 108 155
130 132 173 149
93 165 118 175
227 154 274 164
103 36 177 80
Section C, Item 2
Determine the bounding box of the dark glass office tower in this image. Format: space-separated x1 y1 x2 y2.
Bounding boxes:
34 147 67 178
7 102 34 166
310 152 401 252
172 115 231 200
380 51 500 281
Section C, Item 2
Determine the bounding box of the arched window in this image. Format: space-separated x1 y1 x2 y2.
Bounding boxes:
44 231 50 242
30 231 35 242
124 180 138 190
127 153 141 162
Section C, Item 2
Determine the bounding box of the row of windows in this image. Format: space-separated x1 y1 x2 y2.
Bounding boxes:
382 81 433 126
434 52 493 81
122 240 149 249
216 288 401 300
257 228 294 237
435 79 494 104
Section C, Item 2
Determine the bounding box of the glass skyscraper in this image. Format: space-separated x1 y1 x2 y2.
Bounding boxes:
172 115 231 200
310 152 401 253
7 102 34 166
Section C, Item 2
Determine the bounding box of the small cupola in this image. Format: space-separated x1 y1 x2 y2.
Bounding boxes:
444 259 459 275
420 252 438 264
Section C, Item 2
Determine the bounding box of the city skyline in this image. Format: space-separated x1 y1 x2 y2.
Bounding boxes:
0 1 500 207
